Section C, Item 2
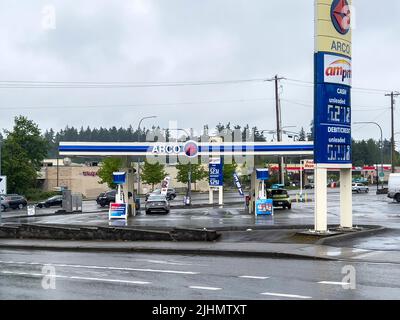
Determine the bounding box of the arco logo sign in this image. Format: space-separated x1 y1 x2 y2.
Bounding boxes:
331 0 351 35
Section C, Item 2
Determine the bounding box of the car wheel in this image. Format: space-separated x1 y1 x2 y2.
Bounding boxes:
165 210 170 214
287 205 292 210
146 210 150 215
0 205 6 212
396 194 400 203
18 204 24 210
44 204 50 208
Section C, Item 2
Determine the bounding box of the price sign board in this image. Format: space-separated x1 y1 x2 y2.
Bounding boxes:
209 158 223 187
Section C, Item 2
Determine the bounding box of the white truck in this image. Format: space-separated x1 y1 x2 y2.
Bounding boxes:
388 173 400 203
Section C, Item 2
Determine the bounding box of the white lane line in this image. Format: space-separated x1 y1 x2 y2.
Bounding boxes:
318 281 350 286
189 286 222 291
260 292 312 299
239 275 270 280
0 261 198 275
1 271 150 285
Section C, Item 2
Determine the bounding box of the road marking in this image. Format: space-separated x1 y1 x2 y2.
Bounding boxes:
189 286 222 291
318 281 350 286
0 261 198 275
239 276 270 280
1 271 150 285
260 292 312 299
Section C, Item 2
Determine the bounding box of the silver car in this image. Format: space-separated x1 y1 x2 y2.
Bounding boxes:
145 195 170 214
352 183 369 193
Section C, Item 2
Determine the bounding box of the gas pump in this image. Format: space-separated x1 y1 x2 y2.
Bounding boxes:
255 169 273 216
109 172 128 220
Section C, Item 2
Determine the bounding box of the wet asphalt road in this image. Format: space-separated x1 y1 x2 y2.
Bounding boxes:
1 249 400 300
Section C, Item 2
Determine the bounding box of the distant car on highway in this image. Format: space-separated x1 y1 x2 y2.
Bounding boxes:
37 195 63 208
1 194 27 210
145 194 170 215
145 188 177 201
0 195 10 212
352 183 369 193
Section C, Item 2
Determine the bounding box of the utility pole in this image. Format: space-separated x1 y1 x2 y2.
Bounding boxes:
274 75 284 184
386 92 399 173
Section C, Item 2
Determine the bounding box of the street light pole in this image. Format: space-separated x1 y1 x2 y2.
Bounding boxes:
354 122 384 191
137 116 157 195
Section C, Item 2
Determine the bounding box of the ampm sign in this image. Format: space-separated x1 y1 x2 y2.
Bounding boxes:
314 0 352 167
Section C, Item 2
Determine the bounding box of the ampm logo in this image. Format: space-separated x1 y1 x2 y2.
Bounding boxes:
324 55 352 86
331 0 351 35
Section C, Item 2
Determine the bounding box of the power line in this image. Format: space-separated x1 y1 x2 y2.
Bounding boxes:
0 97 275 111
0 78 274 89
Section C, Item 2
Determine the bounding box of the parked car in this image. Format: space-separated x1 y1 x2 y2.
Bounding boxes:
145 195 170 214
304 183 315 189
2 194 27 210
145 188 177 201
37 195 63 208
96 190 117 207
96 190 136 208
388 173 400 203
0 195 10 212
352 183 369 193
267 188 292 210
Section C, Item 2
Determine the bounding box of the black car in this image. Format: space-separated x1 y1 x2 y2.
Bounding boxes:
3 194 28 210
37 195 63 208
96 190 117 207
145 188 177 201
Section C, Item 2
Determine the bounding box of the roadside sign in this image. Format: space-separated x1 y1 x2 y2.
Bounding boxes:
0 176 6 195
109 203 128 220
209 158 223 187
27 205 36 216
161 176 171 196
255 199 273 216
233 173 244 196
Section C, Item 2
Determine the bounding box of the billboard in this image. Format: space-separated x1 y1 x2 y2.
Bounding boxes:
315 0 352 167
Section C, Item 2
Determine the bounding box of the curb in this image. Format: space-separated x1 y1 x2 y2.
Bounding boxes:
316 226 387 245
0 242 333 261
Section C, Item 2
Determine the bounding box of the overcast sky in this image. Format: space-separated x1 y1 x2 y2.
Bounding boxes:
0 0 399 145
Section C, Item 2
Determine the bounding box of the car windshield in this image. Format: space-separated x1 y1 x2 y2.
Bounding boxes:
270 190 288 196
148 195 166 202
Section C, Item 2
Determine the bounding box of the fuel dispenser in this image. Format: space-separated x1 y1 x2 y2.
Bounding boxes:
109 172 128 220
255 169 273 216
